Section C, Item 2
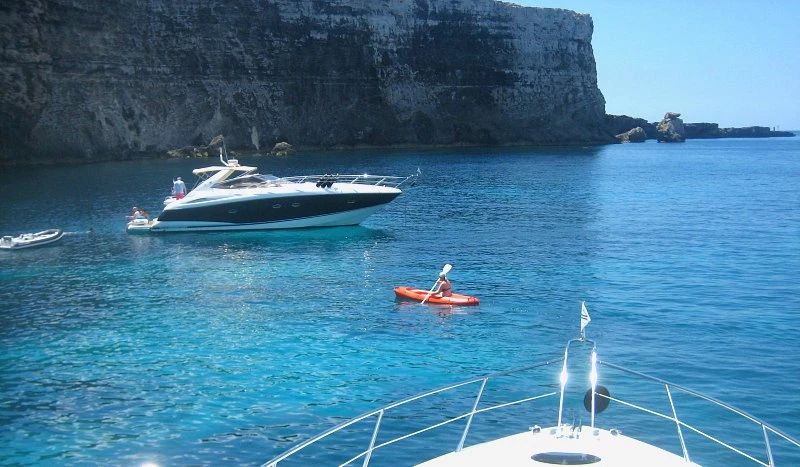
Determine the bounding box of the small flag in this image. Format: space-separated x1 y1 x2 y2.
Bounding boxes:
581 301 591 336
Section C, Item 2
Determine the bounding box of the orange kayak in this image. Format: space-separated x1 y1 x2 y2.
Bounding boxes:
393 286 480 306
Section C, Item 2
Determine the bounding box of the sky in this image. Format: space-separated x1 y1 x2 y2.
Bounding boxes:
511 1 800 130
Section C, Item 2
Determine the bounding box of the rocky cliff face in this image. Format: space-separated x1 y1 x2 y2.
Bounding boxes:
0 0 609 163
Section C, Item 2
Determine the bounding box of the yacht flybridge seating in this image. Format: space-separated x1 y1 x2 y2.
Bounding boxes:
264 303 800 466
133 149 417 233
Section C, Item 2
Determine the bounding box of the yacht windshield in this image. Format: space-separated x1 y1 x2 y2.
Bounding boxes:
213 174 281 189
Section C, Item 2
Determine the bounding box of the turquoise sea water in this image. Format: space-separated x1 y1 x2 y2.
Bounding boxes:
1 138 799 466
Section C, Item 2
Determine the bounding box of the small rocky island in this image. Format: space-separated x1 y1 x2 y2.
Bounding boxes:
609 113 793 144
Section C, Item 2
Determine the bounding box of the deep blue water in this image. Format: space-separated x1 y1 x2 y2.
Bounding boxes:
1 138 799 466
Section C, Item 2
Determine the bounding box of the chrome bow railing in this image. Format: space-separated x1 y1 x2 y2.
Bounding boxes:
280 173 418 188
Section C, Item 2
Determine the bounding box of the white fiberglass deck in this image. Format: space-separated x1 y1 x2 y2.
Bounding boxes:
417 426 698 466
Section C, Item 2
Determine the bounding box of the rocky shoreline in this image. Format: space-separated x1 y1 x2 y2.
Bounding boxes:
2 118 794 166
609 113 794 144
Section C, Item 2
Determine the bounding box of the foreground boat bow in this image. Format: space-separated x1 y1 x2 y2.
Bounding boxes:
263 303 800 466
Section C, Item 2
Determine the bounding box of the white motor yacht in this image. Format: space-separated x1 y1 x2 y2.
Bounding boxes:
139 150 417 233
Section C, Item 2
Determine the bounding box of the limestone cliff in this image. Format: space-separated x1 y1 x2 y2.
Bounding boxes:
0 0 609 163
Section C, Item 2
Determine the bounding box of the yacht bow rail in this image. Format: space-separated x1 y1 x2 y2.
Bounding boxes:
280 173 418 188
263 344 800 467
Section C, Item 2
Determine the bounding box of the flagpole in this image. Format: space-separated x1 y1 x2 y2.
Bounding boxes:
580 301 591 340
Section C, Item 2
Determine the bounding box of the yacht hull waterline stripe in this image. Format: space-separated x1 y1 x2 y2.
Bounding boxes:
149 205 391 232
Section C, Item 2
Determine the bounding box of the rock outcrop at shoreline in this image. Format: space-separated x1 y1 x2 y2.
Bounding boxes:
615 127 647 143
656 112 686 143
165 135 225 159
0 0 610 163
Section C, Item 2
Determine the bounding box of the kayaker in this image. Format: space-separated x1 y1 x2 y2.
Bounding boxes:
433 272 452 297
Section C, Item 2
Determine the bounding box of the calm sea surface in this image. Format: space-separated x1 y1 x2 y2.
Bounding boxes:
1 138 799 466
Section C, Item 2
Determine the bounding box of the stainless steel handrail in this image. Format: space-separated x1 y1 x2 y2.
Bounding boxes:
263 359 559 467
599 360 800 466
279 173 417 188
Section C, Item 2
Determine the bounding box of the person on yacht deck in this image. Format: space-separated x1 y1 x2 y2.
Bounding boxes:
173 177 187 199
127 207 142 220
